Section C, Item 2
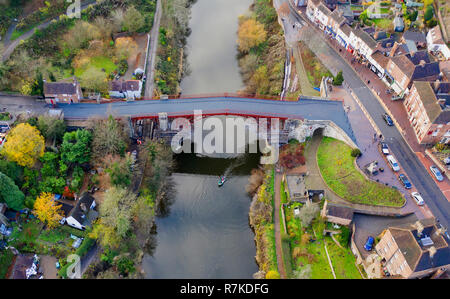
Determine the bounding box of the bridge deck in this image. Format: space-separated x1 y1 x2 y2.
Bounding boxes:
59 96 355 143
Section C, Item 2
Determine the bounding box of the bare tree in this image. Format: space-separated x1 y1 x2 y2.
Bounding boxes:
298 200 319 227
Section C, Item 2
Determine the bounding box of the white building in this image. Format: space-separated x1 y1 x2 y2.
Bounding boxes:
427 26 450 60
64 193 97 231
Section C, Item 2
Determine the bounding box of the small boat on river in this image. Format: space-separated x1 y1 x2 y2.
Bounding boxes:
218 176 226 187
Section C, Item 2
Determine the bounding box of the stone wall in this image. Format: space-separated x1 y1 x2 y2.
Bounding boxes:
286 118 358 149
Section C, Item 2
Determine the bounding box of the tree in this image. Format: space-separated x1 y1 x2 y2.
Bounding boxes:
0 172 25 211
79 67 109 93
333 71 344 86
33 192 64 229
105 155 132 188
123 6 145 33
89 115 128 160
61 129 92 165
2 123 45 168
424 5 434 22
298 200 319 227
248 65 270 95
237 18 267 52
293 264 312 279
37 115 66 142
90 187 137 249
265 270 280 279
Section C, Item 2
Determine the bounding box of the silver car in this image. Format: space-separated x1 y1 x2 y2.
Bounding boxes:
430 165 444 182
411 192 424 206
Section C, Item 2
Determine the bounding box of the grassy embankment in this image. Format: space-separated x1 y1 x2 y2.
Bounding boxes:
317 137 405 207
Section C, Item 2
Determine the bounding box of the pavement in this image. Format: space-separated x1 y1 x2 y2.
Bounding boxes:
281 1 450 233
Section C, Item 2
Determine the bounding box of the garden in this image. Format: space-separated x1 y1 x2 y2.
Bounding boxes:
0 0 156 96
317 137 405 207
282 200 363 279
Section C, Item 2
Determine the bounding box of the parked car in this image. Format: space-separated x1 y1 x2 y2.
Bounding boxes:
364 236 375 251
386 155 400 171
382 113 394 126
380 142 389 155
430 165 444 182
411 192 424 206
398 174 412 189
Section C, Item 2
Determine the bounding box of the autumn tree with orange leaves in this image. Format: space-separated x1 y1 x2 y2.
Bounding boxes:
237 18 267 52
33 192 64 229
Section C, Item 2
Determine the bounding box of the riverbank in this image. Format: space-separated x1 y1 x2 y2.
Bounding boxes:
237 0 286 96
248 167 278 278
153 0 195 97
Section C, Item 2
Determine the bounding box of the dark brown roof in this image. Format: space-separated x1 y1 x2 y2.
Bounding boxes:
412 81 441 123
326 204 354 220
391 55 415 78
388 218 450 273
372 51 389 69
110 80 141 92
44 82 78 95
10 255 34 279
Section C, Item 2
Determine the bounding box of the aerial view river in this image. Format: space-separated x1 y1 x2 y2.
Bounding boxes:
142 0 259 278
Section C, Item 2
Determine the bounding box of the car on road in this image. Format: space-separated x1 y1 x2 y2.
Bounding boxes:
364 236 374 251
411 192 424 206
380 142 389 155
398 174 412 189
430 165 444 182
382 113 394 126
387 155 400 172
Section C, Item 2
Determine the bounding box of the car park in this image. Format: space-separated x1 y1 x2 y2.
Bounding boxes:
398 174 412 189
364 236 374 251
386 155 400 172
430 165 444 182
411 192 424 206
382 113 394 126
380 142 389 155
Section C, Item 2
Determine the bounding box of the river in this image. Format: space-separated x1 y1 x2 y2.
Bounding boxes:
142 0 259 278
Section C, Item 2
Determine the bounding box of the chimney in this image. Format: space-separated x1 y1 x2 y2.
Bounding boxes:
415 220 424 237
433 80 441 93
419 60 426 67
429 246 437 258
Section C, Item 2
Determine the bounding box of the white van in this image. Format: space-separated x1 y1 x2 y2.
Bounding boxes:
387 155 400 171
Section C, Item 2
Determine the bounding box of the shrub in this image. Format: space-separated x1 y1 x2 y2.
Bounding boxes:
265 270 280 279
333 71 344 86
351 148 362 157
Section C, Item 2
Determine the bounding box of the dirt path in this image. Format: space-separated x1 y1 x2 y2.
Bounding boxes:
274 173 287 279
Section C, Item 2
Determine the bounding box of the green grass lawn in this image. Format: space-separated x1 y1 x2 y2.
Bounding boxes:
317 137 405 207
74 56 117 78
372 18 393 30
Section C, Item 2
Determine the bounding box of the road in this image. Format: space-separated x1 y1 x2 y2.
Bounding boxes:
283 0 450 232
144 0 162 98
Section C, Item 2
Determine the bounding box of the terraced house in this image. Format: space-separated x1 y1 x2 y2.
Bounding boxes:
375 218 450 279
403 81 450 145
